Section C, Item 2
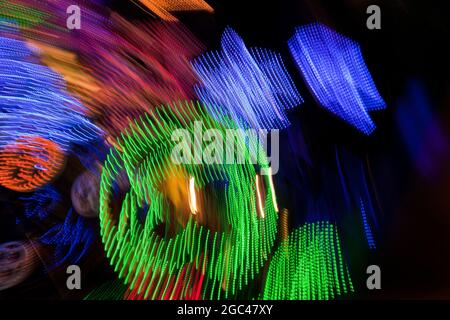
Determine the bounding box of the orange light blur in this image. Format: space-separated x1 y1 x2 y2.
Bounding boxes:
135 0 213 21
0 137 65 192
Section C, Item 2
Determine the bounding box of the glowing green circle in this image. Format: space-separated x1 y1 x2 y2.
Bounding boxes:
99 101 278 299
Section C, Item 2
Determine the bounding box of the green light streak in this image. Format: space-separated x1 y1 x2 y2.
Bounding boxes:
99 101 278 299
261 221 354 300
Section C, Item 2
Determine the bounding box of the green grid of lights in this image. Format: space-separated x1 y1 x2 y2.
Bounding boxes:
262 221 354 300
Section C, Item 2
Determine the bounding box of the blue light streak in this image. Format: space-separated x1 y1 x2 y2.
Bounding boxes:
192 27 302 130
288 23 385 135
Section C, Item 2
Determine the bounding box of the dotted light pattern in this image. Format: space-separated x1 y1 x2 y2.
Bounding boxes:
20 185 61 220
192 27 303 130
0 136 64 192
40 208 95 268
26 39 102 114
360 198 376 250
0 2 203 141
99 101 278 300
335 147 378 250
0 1 102 123
0 35 101 152
0 0 109 47
84 279 128 300
262 221 354 300
135 0 214 22
288 23 386 135
78 14 204 139
0 0 49 28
